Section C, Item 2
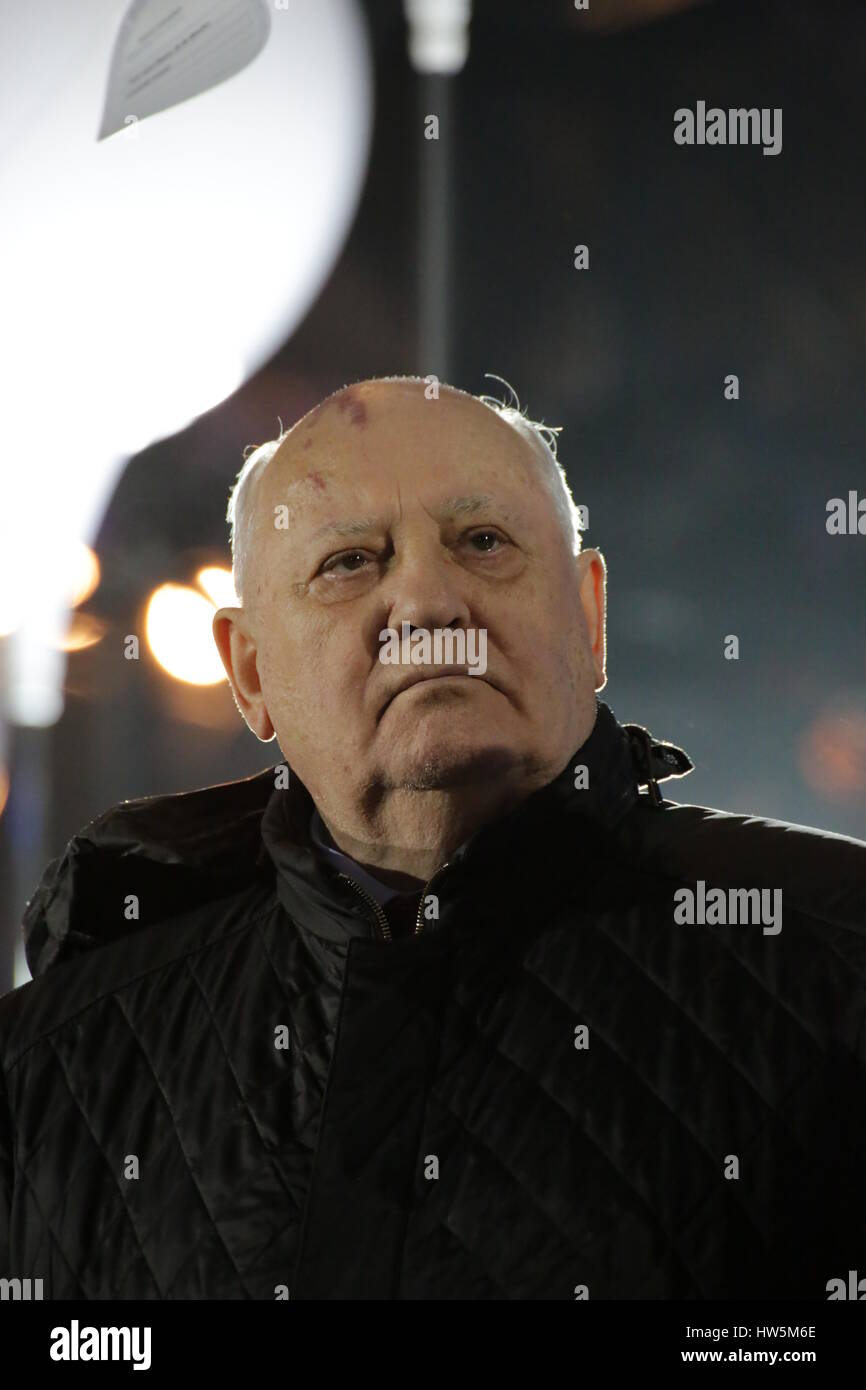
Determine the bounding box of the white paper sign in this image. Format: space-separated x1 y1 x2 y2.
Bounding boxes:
97 0 271 140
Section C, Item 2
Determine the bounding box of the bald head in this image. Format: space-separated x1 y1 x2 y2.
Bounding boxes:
226 376 581 606
212 371 606 873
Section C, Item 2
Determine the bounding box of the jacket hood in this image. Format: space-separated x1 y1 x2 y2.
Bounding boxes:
21 700 693 979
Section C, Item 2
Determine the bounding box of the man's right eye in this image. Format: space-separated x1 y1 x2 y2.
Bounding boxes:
320 550 372 576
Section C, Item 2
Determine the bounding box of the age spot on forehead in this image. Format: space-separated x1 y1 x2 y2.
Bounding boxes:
336 391 367 427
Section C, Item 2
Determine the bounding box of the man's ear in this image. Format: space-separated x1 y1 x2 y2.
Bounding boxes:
212 607 276 741
576 548 607 690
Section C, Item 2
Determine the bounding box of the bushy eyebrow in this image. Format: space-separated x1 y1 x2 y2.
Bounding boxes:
309 517 380 542
446 494 495 515
307 495 514 544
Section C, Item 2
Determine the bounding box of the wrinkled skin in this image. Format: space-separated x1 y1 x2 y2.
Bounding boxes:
213 379 606 885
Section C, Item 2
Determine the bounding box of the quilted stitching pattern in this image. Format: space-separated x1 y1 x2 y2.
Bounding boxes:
2 709 865 1300
3 868 862 1299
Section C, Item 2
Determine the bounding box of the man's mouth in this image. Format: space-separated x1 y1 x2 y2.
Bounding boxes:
378 667 493 722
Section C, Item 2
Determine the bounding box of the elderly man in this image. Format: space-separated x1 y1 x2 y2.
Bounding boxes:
1 376 864 1302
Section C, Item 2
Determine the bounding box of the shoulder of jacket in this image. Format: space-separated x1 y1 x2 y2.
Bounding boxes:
616 797 866 933
0 881 278 1073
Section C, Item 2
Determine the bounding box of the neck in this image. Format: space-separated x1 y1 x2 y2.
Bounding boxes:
315 766 555 885
305 706 601 884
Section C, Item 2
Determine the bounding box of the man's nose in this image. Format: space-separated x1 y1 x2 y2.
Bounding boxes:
382 541 472 635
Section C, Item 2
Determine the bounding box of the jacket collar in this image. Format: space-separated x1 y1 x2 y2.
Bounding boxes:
259 699 693 944
23 698 692 975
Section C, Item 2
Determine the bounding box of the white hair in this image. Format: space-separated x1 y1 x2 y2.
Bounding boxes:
476 375 582 558
226 430 288 602
225 377 582 602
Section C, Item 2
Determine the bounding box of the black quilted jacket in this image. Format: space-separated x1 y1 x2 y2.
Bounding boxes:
1 699 865 1300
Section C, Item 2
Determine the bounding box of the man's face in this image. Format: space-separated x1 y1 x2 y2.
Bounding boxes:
215 382 605 806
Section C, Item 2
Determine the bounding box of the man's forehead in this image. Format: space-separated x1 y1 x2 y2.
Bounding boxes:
280 380 486 448
305 495 505 543
264 381 529 493
238 381 553 560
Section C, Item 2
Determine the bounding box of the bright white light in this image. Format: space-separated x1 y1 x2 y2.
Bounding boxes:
70 543 101 609
0 0 373 726
196 566 239 609
146 583 227 686
0 538 99 637
404 0 472 73
0 601 17 640
60 613 106 653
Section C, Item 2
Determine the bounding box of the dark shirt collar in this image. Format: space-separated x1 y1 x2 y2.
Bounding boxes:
308 806 418 906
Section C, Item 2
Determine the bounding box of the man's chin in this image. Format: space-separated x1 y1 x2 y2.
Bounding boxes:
384 741 522 792
376 692 527 791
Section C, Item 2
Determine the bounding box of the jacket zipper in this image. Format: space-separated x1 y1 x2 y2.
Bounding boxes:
414 863 450 936
337 864 451 942
337 874 392 942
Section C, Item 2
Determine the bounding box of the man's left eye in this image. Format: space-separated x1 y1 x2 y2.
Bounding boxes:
466 529 506 552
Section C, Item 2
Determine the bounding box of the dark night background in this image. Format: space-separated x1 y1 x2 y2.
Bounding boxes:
3 0 864 986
